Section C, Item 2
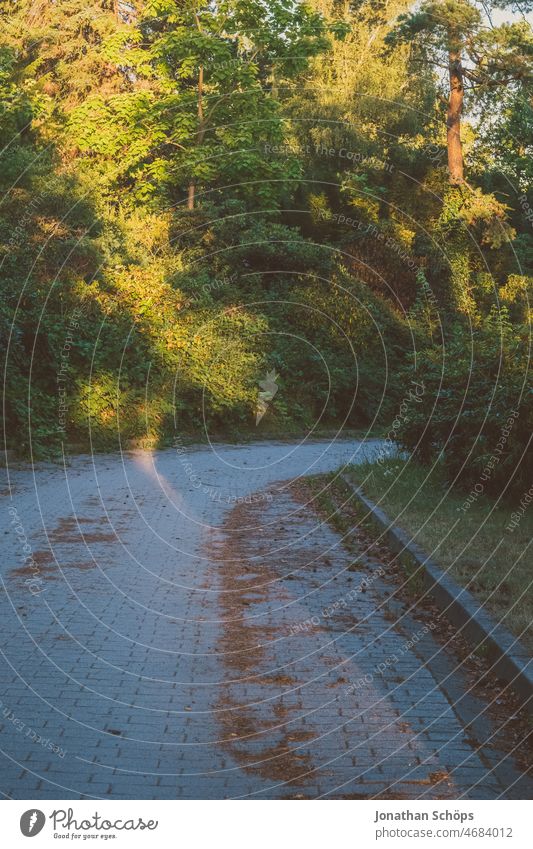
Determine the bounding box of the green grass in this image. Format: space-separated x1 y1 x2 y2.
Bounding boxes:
343 457 533 652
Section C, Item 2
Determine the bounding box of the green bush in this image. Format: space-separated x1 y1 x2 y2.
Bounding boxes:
396 313 532 496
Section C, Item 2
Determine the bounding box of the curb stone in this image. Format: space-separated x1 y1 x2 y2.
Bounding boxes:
341 474 533 713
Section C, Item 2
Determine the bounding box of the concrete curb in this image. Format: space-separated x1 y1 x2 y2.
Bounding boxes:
341 474 533 712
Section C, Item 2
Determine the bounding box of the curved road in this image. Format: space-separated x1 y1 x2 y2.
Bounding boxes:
0 439 530 799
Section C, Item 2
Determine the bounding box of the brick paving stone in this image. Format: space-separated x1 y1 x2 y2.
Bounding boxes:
1 439 530 799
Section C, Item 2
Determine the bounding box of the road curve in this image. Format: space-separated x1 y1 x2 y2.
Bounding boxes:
0 439 530 799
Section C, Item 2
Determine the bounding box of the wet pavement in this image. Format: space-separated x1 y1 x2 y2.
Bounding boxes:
0 439 531 799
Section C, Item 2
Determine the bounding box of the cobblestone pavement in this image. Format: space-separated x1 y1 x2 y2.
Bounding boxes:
1 439 531 799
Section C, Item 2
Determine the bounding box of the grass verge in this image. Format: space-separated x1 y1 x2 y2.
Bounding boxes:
339 457 533 653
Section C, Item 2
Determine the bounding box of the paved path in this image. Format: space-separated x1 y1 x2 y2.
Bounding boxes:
0 439 530 799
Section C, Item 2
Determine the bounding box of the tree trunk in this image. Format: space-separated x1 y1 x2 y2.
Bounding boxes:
447 50 464 186
187 64 205 210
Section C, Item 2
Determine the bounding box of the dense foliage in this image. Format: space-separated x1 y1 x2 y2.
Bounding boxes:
0 0 531 495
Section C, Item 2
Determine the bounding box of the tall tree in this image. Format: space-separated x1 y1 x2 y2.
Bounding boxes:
387 0 533 185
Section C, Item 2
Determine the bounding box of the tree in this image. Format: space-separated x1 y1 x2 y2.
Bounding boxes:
387 0 533 185
137 0 334 209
